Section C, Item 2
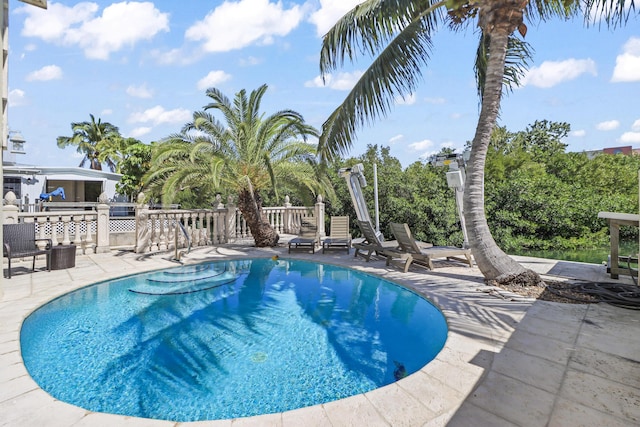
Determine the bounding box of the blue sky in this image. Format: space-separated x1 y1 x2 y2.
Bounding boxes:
6 0 640 169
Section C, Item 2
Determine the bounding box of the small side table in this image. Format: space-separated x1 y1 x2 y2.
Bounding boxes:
597 212 640 279
50 245 77 270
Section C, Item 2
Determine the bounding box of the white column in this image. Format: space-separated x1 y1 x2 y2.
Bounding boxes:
95 200 110 253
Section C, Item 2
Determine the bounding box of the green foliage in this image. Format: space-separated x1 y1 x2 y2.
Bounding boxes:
125 113 638 254
324 121 639 255
326 145 464 246
115 141 153 200
484 121 640 251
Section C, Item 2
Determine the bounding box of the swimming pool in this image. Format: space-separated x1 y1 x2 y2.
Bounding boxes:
20 258 448 422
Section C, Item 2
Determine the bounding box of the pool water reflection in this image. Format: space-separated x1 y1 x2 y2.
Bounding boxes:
21 258 447 422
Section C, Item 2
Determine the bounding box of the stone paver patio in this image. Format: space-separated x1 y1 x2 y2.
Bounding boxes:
1 245 639 426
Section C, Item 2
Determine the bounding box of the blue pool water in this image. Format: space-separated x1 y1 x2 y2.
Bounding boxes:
20 258 448 422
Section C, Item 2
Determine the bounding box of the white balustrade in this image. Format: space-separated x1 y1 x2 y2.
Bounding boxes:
4 210 100 254
3 191 325 256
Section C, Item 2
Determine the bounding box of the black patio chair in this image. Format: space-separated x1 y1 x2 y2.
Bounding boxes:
3 222 52 278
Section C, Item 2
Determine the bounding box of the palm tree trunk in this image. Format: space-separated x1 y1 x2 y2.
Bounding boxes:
237 188 279 247
463 28 530 282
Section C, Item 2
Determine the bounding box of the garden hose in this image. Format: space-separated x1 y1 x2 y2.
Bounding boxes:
545 255 640 309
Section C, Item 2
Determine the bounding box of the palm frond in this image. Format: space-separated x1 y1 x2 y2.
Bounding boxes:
320 0 441 74
474 33 535 101
526 0 581 21
319 15 435 162
582 0 636 27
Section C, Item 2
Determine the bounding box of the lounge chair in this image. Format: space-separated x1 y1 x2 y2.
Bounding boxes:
353 220 433 262
353 220 399 261
3 222 53 279
388 222 473 272
322 216 352 254
288 220 319 253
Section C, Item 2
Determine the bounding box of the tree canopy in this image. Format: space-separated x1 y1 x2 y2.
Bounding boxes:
317 0 636 282
143 84 331 246
56 114 122 171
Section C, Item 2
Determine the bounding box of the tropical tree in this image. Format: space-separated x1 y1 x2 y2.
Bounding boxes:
56 114 122 171
114 140 153 200
95 136 144 174
317 0 636 283
144 84 329 247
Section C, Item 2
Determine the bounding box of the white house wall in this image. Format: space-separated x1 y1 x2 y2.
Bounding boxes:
3 166 122 204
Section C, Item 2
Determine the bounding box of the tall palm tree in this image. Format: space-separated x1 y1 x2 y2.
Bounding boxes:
318 0 635 282
56 114 122 171
144 84 329 247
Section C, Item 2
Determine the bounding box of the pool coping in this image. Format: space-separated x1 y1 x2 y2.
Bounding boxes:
2 245 639 426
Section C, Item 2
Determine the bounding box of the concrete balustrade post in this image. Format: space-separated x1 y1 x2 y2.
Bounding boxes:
3 191 19 224
135 192 150 254
96 193 110 253
225 196 236 243
283 195 292 233
315 195 325 238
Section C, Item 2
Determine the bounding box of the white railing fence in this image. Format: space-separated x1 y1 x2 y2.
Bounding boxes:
2 192 325 256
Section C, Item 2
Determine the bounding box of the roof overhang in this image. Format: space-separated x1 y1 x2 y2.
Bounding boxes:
18 0 47 9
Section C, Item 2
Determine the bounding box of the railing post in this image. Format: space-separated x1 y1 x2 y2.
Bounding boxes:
158 211 167 251
95 193 110 253
3 191 19 224
135 192 150 253
315 195 325 238
283 195 292 233
225 196 236 243
61 215 72 246
36 217 48 250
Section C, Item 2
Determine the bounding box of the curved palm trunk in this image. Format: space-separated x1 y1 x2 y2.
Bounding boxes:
463 9 532 282
237 189 279 247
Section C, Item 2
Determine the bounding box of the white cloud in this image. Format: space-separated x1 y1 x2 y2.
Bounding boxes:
620 132 640 143
128 106 192 125
308 0 364 37
632 119 640 132
185 0 302 53
424 97 446 104
239 56 262 66
612 37 640 82
129 127 152 138
305 71 363 90
25 64 62 81
395 93 416 105
197 70 232 91
570 129 586 137
389 134 403 144
101 109 113 116
150 48 203 66
8 89 27 106
126 83 153 99
19 2 97 41
409 139 434 152
596 120 620 131
522 59 597 88
18 1 169 60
